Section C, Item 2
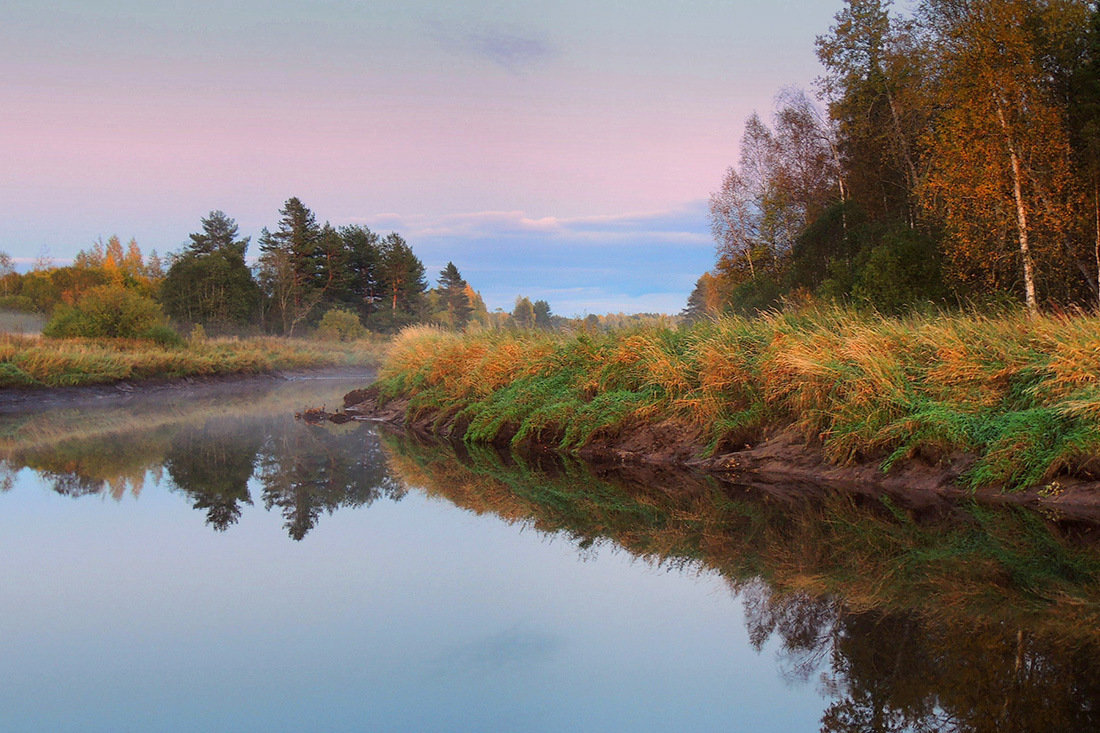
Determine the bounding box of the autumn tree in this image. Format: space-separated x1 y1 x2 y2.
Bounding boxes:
1070 3 1100 306
512 296 535 328
681 272 727 322
918 0 1091 311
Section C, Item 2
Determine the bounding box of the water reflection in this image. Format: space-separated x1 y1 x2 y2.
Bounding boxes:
0 377 404 539
382 433 1100 733
5 384 1100 730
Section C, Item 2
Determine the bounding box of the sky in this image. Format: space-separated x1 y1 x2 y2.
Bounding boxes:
1 0 846 316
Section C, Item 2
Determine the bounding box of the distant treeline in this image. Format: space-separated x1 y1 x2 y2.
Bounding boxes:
0 198 653 338
688 0 1100 319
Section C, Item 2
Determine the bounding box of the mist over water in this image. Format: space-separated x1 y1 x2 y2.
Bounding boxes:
2 376 1100 732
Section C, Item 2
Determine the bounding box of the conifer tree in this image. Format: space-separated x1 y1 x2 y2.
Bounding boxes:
437 261 473 328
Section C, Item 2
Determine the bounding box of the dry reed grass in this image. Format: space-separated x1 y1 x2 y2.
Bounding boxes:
372 308 1100 489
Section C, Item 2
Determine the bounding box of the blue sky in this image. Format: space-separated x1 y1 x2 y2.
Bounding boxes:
1 0 848 315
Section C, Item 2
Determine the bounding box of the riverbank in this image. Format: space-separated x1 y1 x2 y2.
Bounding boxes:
328 309 1100 506
0 333 383 392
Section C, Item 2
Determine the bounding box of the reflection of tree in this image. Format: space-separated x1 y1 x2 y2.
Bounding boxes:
2 393 405 539
164 418 261 531
257 420 405 540
738 587 1100 733
741 579 837 683
17 432 170 499
383 431 1100 733
0 460 15 492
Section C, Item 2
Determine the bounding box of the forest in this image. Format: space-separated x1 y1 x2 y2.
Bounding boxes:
687 0 1100 318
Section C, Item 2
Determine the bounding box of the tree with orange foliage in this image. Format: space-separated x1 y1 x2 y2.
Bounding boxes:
918 0 1090 312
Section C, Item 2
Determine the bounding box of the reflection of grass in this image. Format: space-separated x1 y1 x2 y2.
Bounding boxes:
0 334 382 388
383 431 1100 641
373 310 1100 490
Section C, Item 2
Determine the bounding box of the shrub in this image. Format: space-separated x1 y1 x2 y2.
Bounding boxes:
43 285 169 339
141 324 185 347
0 295 37 313
316 308 366 342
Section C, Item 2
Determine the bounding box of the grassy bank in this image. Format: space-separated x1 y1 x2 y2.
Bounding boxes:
370 308 1100 491
0 334 382 388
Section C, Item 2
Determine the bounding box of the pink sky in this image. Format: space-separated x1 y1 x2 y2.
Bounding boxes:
2 0 847 313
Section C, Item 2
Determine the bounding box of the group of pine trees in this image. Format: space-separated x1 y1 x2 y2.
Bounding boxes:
0 197 569 337
160 198 435 334
688 0 1100 318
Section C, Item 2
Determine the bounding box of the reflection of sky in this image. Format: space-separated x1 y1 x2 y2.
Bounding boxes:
0 467 824 732
1 0 844 314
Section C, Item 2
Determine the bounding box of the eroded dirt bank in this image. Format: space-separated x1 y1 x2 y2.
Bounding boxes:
309 384 1100 522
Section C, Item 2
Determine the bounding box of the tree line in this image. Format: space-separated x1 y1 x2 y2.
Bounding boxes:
0 197 574 337
688 0 1100 318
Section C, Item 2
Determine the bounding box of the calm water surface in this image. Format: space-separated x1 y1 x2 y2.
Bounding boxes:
2 375 1099 732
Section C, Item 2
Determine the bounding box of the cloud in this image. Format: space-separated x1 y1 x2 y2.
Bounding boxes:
347 201 712 247
433 626 561 678
339 202 715 316
428 22 556 72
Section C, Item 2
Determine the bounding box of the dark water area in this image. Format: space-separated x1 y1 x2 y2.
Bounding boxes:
3 376 1100 732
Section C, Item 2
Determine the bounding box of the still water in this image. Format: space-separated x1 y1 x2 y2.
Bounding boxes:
2 375 1100 732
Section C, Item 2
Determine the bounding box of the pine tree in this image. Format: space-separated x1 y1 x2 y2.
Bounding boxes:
258 197 325 334
374 233 426 330
533 299 552 328
187 210 249 258
162 210 259 330
437 261 473 329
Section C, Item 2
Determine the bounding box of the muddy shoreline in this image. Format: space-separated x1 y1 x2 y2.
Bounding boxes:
324 384 1100 522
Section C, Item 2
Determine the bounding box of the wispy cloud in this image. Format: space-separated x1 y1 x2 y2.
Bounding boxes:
338 202 714 316
428 22 556 72
345 201 712 247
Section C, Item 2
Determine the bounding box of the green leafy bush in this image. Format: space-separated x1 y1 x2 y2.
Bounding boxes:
0 295 37 313
316 308 366 342
43 285 170 339
140 324 185 347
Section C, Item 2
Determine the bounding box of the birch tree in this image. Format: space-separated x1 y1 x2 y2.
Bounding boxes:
918 0 1089 312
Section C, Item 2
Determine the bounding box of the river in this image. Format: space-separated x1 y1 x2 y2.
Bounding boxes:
2 374 1099 732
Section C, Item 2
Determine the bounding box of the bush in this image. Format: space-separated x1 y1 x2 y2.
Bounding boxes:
316 308 366 342
140 324 185 347
0 295 37 313
43 285 170 339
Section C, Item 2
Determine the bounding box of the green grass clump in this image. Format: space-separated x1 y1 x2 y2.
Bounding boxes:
371 307 1100 491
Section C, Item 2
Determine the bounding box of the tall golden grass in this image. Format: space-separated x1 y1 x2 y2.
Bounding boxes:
371 308 1100 490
